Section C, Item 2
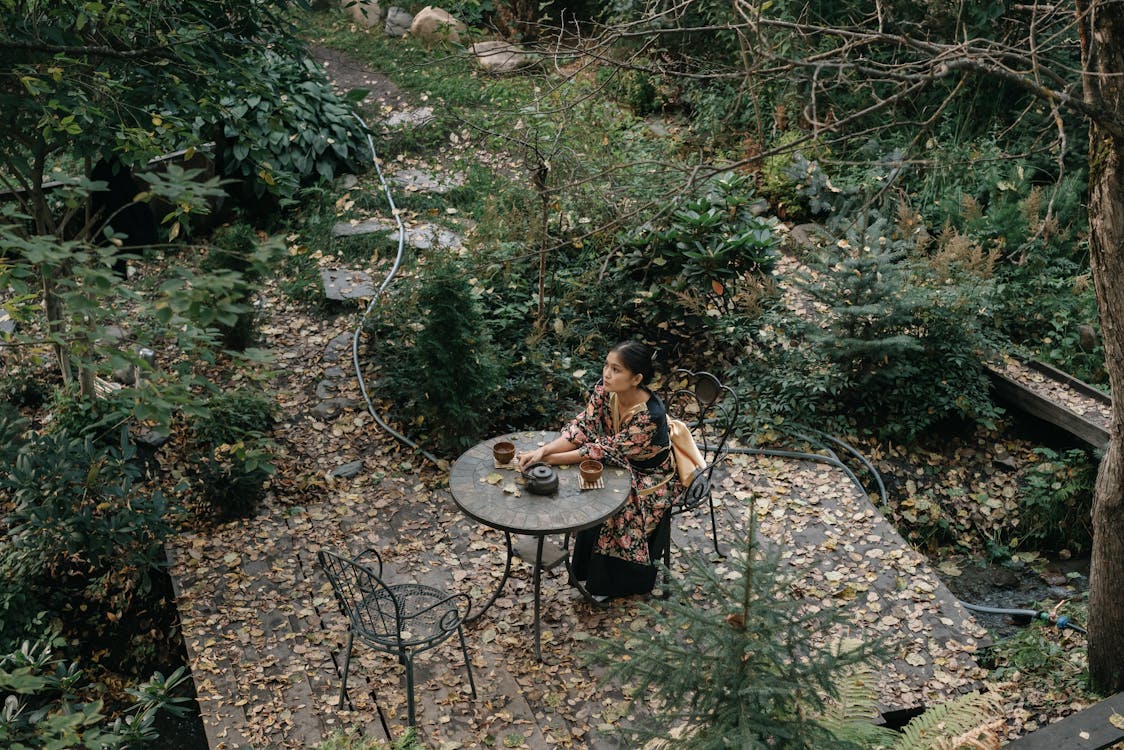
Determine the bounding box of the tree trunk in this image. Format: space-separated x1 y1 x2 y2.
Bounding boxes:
1080 0 1124 694
41 268 73 388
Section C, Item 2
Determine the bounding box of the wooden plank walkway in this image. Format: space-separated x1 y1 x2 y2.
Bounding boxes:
1004 691 1124 749
167 444 991 749
986 356 1111 449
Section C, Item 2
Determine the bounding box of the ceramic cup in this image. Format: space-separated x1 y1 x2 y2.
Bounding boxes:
579 459 603 485
493 440 516 465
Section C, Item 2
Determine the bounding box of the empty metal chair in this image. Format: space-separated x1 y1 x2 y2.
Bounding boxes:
317 547 476 727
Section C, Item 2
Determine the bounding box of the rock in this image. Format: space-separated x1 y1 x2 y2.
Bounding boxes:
321 267 377 300
342 0 383 27
135 429 169 449
644 117 670 137
384 106 434 129
389 166 465 194
332 218 463 251
338 173 359 190
992 455 1019 471
324 331 355 364
331 460 365 479
1078 323 1098 351
0 310 15 337
748 198 771 216
313 397 356 420
470 40 535 74
787 222 832 251
409 6 466 46
407 223 463 251
103 325 128 343
385 6 413 37
112 366 138 386
316 379 339 400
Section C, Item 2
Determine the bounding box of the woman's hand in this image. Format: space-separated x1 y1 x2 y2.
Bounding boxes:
518 447 546 469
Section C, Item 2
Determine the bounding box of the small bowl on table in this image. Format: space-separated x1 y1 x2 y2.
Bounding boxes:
579 459 603 485
493 440 516 466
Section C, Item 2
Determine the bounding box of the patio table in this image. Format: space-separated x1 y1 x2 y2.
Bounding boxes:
449 430 631 661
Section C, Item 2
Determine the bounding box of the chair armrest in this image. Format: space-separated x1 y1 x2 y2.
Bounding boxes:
353 547 384 577
408 591 473 631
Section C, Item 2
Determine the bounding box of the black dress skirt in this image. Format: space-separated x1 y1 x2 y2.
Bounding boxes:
571 519 669 598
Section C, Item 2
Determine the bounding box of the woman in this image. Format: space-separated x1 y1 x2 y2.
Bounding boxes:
518 340 680 599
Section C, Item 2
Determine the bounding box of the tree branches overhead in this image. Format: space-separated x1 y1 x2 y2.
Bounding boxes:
567 1 1121 144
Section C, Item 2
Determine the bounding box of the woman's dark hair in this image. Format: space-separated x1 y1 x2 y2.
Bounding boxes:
611 340 656 386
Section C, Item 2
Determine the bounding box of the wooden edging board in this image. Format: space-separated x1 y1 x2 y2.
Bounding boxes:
984 366 1109 449
1004 691 1124 749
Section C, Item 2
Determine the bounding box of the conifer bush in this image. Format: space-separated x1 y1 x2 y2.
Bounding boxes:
737 204 1001 441
381 256 504 456
587 525 880 748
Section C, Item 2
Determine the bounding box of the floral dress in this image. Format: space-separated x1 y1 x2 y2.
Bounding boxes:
562 381 680 566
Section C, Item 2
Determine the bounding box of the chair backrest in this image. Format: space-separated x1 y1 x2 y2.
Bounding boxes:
664 369 739 513
317 548 401 641
665 368 738 463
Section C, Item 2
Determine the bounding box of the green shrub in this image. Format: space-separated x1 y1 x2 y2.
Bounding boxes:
46 384 133 447
0 431 171 648
596 60 673 116
1016 447 1095 553
376 256 504 456
0 362 54 410
202 223 273 351
744 178 1002 440
0 627 191 749
991 256 1105 386
189 388 276 519
982 597 1090 700
587 527 881 748
195 50 369 206
614 173 779 345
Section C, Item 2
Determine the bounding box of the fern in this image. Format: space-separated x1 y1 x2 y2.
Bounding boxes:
819 662 898 747
893 691 1001 750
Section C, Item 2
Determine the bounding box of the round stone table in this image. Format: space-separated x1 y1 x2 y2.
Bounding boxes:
449 430 631 660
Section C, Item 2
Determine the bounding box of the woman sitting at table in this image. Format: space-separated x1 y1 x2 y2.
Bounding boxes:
518 340 680 599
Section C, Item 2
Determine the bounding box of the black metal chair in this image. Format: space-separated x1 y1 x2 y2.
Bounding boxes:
657 369 739 584
317 547 476 727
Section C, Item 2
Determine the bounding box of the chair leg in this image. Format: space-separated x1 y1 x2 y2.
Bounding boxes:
708 495 724 558
403 651 416 728
457 625 477 700
338 630 353 708
660 515 672 600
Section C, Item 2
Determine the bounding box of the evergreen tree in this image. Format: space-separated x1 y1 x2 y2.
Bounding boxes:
587 516 879 749
408 257 503 455
797 213 999 440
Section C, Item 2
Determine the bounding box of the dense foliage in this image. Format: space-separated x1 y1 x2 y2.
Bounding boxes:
0 629 190 750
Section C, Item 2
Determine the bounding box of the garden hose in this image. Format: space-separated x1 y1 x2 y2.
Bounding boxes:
959 601 1087 635
349 112 441 466
722 426 888 508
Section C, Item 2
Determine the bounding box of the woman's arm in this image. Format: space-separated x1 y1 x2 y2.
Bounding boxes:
518 436 579 469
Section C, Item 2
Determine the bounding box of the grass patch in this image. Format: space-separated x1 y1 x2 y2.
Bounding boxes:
303 13 531 110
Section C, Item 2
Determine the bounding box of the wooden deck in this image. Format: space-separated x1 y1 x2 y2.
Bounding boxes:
167 445 990 749
1004 691 1124 750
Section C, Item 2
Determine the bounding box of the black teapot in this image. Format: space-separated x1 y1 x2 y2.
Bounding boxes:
521 462 559 495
